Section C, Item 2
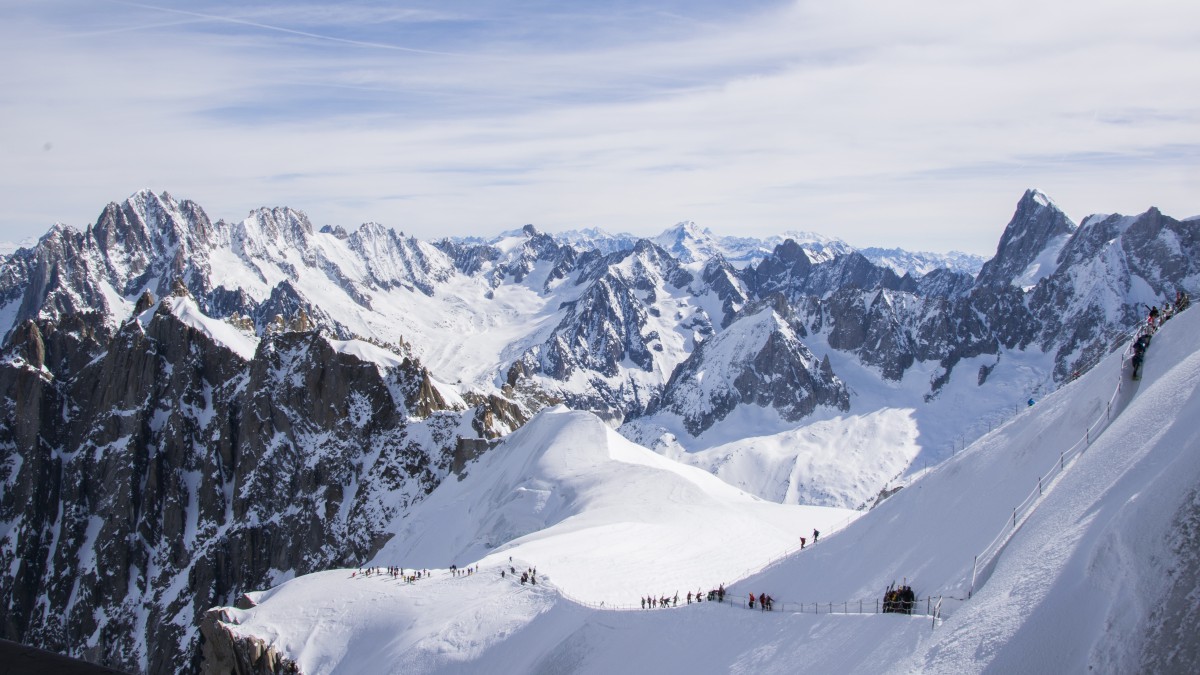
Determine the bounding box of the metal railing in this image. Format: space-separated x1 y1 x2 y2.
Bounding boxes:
965 325 1144 598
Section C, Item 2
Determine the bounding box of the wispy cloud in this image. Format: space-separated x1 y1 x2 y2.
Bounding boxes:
1 0 1197 253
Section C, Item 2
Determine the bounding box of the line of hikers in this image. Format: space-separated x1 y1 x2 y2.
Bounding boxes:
1130 292 1191 380
642 584 725 609
1148 291 1189 331
748 592 774 611
352 563 484 582
449 564 477 577
353 566 429 583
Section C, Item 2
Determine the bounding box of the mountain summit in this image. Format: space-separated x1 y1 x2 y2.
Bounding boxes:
974 188 1076 289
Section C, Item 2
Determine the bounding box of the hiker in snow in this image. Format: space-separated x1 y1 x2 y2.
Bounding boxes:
674 593 679 607
642 597 646 609
1132 333 1151 379
1149 305 1160 328
749 592 756 609
813 529 819 543
501 570 505 579
718 585 725 603
800 536 806 549
1028 397 1035 407
687 591 693 605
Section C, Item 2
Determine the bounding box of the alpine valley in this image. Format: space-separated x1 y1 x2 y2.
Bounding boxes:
0 188 1197 674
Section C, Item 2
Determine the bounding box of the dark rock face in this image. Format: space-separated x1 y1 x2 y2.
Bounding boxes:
1020 206 1200 380
0 300 484 674
699 256 750 328
653 296 850 435
198 608 299 675
751 243 906 301
510 241 697 421
974 189 1076 289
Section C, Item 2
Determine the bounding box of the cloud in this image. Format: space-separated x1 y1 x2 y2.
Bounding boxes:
1 0 1197 253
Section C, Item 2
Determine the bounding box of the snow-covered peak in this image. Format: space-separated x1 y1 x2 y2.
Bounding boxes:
371 405 852 595
153 295 259 360
237 206 314 248
551 227 639 256
652 220 722 265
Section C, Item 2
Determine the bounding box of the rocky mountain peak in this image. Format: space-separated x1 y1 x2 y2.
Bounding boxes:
652 294 849 436
240 206 315 250
974 188 1076 289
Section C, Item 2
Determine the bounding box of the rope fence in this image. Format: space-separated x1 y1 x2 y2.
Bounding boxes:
551 583 951 624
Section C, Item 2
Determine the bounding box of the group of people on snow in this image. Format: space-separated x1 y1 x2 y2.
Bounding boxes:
353 566 429 583
449 564 477 578
642 584 726 609
1147 291 1189 332
747 592 774 611
510 566 536 585
1127 292 1191 380
882 583 916 614
800 528 820 549
352 563 486 583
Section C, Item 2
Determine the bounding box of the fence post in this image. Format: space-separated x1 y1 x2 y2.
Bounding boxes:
1038 476 1042 495
876 598 879 613
859 599 863 614
1013 507 1017 528
926 597 930 615
1060 452 1065 470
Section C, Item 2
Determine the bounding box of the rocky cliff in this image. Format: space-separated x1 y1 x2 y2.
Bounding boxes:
0 294 503 674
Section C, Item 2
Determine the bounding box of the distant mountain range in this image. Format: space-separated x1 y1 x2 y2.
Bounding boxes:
454 221 985 276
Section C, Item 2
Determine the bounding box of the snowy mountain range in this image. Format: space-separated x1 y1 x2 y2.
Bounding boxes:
461 221 984 275
0 187 1197 673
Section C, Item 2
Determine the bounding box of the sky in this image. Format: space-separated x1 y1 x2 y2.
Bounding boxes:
1 0 1198 254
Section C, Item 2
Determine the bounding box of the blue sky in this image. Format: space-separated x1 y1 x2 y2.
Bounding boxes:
2 0 1197 254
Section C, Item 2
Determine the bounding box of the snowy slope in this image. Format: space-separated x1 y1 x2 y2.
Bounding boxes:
212 306 1200 675
370 407 856 601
